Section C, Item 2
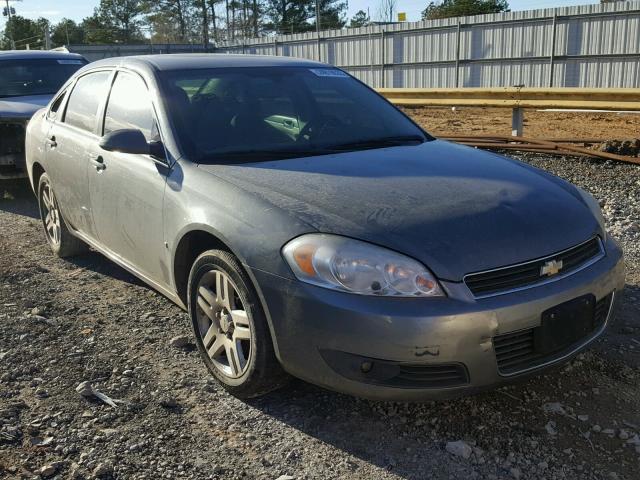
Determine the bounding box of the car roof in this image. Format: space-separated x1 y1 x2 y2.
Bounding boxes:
0 50 87 61
88 53 327 72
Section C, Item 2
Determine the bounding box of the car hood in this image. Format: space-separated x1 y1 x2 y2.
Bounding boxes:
0 94 52 120
198 140 600 281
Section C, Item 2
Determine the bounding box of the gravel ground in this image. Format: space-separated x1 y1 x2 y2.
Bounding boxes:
1 153 639 480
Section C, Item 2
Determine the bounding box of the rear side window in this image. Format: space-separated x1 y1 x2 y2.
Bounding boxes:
104 71 155 141
64 71 111 133
48 91 67 119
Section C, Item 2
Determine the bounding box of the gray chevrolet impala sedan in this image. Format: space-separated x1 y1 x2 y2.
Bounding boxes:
25 54 625 400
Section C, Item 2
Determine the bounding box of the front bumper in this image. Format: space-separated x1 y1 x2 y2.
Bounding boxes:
252 236 625 401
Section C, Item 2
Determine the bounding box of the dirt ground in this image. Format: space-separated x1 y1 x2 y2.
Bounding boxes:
405 107 640 140
1 147 640 478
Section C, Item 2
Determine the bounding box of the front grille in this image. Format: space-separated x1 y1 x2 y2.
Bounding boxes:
0 122 26 168
393 363 469 388
465 237 603 298
0 122 26 156
494 293 613 375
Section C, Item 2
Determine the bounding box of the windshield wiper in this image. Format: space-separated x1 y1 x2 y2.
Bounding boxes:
327 135 426 151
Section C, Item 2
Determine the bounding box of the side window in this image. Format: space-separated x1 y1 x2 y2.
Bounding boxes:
48 91 67 119
64 71 111 133
104 71 155 141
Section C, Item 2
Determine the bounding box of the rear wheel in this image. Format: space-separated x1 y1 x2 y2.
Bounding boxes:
38 172 87 258
187 249 288 398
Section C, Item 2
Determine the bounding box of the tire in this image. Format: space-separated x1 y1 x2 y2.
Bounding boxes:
37 172 88 258
187 249 288 398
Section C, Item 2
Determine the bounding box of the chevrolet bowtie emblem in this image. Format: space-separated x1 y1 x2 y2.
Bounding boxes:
540 259 563 277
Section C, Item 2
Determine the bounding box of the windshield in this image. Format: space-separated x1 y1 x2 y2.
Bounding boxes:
160 67 430 162
0 58 87 98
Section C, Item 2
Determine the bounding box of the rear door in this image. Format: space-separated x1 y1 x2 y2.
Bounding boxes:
46 70 112 239
87 69 169 282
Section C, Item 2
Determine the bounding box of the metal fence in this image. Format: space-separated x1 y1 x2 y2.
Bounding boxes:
68 43 214 62
69 1 640 89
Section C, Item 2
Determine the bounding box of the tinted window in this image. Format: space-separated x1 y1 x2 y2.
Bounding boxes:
104 72 155 140
48 91 67 119
0 58 87 98
64 71 111 133
161 67 428 163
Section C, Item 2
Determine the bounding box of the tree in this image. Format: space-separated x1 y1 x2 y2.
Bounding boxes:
1 16 49 50
82 0 146 44
263 0 345 35
376 0 396 22
422 0 509 20
194 0 209 45
349 9 370 28
51 19 85 46
315 0 347 30
264 0 314 34
146 0 192 42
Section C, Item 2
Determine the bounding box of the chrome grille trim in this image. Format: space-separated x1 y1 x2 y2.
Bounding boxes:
464 236 605 299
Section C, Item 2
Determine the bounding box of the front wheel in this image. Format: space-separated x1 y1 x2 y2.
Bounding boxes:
38 172 87 258
187 249 288 398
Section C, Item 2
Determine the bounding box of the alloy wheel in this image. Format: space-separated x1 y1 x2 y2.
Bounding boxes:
195 269 252 378
41 182 61 246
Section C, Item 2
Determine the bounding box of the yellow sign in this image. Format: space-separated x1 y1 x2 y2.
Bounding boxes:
398 12 407 21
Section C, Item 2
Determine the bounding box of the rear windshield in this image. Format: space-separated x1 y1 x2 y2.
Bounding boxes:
0 58 87 98
160 66 429 163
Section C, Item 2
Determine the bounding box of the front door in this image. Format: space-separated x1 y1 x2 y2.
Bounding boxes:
45 70 112 239
87 70 168 284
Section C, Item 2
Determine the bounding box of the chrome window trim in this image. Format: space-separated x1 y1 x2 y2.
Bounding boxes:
497 290 615 377
464 236 605 299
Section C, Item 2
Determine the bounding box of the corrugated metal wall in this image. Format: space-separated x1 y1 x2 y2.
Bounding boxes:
69 2 640 88
216 1 640 88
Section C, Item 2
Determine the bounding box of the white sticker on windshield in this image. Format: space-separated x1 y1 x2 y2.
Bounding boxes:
309 68 349 78
57 59 84 65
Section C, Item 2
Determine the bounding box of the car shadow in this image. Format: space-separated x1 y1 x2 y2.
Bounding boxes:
242 283 639 478
0 179 39 219
244 379 500 478
66 250 147 288
0 180 153 289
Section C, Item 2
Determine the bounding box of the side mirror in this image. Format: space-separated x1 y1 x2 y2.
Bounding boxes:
100 129 151 155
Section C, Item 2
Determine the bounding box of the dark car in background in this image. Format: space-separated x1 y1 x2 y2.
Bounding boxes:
0 50 87 179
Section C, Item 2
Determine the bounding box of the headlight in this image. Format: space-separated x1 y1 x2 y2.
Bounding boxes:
577 187 607 239
282 234 444 297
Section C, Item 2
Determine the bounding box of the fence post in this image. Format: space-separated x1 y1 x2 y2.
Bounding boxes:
511 108 524 137
274 38 278 56
455 20 461 88
317 34 321 62
548 13 558 87
369 32 373 80
381 29 386 88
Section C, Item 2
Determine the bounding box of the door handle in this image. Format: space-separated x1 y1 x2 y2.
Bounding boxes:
45 136 57 148
88 154 106 171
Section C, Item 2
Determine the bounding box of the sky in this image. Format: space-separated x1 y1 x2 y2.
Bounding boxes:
1 0 601 32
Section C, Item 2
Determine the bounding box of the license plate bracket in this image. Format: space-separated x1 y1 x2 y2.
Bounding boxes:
535 295 596 355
